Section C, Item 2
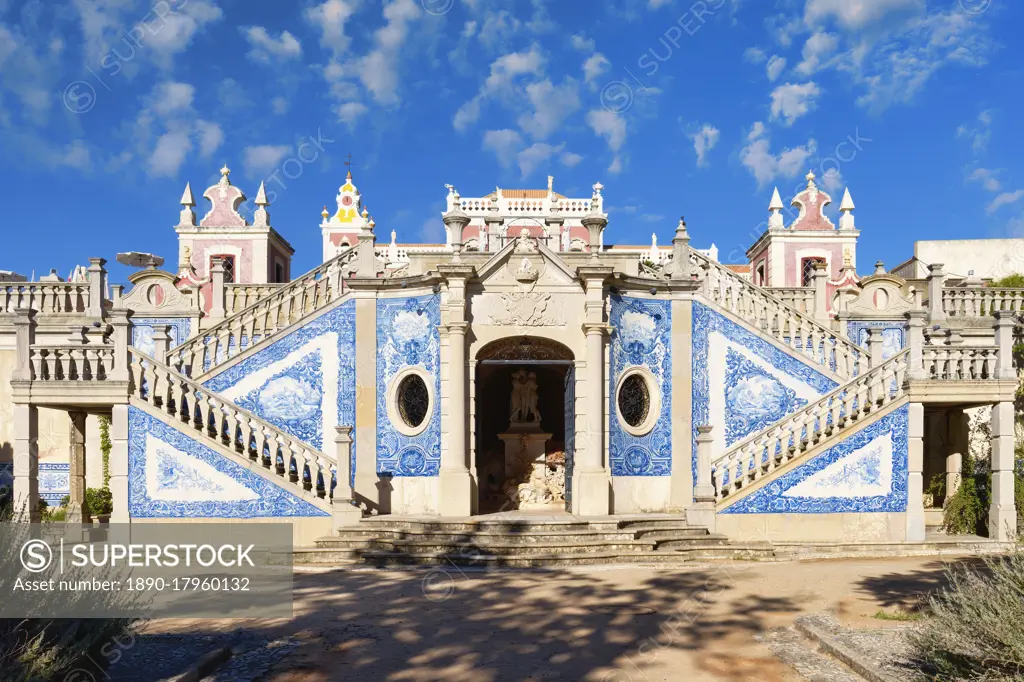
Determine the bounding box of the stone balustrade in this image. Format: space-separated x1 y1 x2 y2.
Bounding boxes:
1 282 92 315
171 246 356 376
690 250 864 379
127 347 335 504
224 283 285 315
709 349 909 503
942 287 1024 317
28 344 116 381
769 287 814 315
920 344 999 381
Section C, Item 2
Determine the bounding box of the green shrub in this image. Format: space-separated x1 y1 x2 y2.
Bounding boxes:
85 487 113 516
942 462 986 536
909 551 1024 680
991 273 1024 288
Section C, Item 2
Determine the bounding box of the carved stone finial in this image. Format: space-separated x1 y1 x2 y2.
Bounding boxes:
253 181 270 228
180 182 195 207
178 182 197 227
321 206 330 220
805 170 816 188
874 260 885 275
839 188 856 231
445 183 454 196
843 247 852 267
768 186 784 229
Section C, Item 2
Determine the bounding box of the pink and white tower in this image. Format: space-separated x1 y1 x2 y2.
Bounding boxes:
320 169 371 261
746 171 860 288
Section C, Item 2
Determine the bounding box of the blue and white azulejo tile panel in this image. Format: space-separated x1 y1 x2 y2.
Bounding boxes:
376 295 441 477
0 462 11 498
205 301 357 462
692 302 839 482
128 406 329 518
131 318 192 357
609 296 672 476
848 321 907 361
39 463 70 504
721 403 909 514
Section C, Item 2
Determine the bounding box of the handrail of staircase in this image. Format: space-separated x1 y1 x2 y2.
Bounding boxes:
127 346 335 506
689 249 866 378
710 349 909 503
2 282 92 315
168 245 357 376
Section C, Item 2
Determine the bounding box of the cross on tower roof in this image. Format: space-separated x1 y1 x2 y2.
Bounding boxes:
344 152 353 179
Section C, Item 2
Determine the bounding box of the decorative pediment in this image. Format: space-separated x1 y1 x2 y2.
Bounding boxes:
842 273 914 318
200 165 248 228
475 234 576 290
790 171 836 232
122 268 195 314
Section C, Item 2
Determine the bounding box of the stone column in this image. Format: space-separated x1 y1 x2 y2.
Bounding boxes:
906 402 925 542
926 264 946 324
86 257 107 318
994 311 1016 380
669 289 695 511
945 452 962 506
66 411 90 523
437 264 475 516
989 400 1017 541
905 311 928 380
209 257 226 319
108 307 132 383
150 324 172 364
812 261 829 323
575 266 612 515
12 404 39 522
349 286 378 510
670 217 690 281
332 426 362 529
689 425 716 532
866 327 884 368
109 404 130 523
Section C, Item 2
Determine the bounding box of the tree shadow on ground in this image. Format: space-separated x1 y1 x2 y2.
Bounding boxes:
132 562 807 682
852 558 986 611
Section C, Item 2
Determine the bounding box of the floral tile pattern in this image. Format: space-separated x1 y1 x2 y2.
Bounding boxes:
376 295 441 477
720 404 909 514
692 302 839 489
38 462 70 504
128 406 328 518
205 301 357 484
609 296 672 476
724 349 807 445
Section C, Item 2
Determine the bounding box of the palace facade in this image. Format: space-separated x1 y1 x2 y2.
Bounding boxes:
0 166 1018 550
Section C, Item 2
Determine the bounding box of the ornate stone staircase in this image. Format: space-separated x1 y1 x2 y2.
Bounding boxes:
294 516 776 567
167 245 357 378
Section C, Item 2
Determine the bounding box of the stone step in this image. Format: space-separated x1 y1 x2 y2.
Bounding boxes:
355 519 597 533
373 539 657 556
328 529 640 545
617 517 690 531
651 536 734 550
359 550 692 568
658 543 776 559
291 547 365 564
629 526 713 541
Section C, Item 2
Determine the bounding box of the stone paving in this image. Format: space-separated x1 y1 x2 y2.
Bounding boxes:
108 554 972 681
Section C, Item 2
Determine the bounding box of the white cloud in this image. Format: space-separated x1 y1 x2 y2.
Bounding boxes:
305 0 359 56
958 110 993 153
453 44 546 132
968 168 1001 193
338 101 368 125
766 55 786 81
688 123 720 167
242 26 302 63
517 79 581 140
482 129 523 166
272 97 289 115
741 121 817 187
353 0 422 105
243 145 291 176
587 109 626 152
195 120 223 158
744 47 766 63
150 82 194 117
804 0 924 30
517 142 564 178
583 53 610 87
561 151 583 167
770 81 822 125
987 190 1024 215
61 140 91 171
148 131 192 177
571 33 595 52
608 156 623 175
796 31 838 75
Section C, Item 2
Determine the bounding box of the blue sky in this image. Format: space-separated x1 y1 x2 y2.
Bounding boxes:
1 0 1021 284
